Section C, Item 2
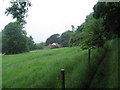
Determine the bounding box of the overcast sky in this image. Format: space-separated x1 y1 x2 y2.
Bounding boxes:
0 0 98 43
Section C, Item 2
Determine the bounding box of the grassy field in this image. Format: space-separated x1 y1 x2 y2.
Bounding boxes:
90 38 119 88
2 39 119 88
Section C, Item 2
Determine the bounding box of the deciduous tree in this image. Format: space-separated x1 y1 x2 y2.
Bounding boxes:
2 22 28 54
60 30 73 47
45 34 60 46
5 0 31 25
27 36 36 50
93 2 120 39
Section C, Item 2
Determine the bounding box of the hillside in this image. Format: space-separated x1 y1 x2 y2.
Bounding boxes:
2 38 119 88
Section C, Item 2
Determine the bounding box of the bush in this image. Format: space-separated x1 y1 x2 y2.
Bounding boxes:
51 45 59 49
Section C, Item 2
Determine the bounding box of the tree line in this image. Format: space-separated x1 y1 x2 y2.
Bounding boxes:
69 2 120 49
45 30 74 47
47 2 120 50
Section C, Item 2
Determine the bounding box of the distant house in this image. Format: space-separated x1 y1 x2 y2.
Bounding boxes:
44 43 61 49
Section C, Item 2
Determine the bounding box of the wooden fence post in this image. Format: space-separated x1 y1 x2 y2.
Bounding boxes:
88 49 91 64
61 69 65 89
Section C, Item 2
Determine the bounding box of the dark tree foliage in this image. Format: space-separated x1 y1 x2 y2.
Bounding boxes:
35 42 45 49
81 18 105 49
70 3 120 49
69 23 84 47
45 34 60 46
93 2 120 39
2 22 28 54
69 32 83 47
70 13 105 49
27 36 36 50
60 30 73 47
5 1 31 25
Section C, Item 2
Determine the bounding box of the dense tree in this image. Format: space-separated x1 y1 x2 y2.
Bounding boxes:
35 42 45 49
60 30 73 47
69 23 84 47
81 17 105 48
70 3 120 49
69 32 83 47
70 13 105 49
2 22 28 54
45 34 60 46
5 0 31 25
27 36 36 50
93 2 120 39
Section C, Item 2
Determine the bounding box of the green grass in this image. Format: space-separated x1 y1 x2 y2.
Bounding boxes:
2 47 88 88
2 38 119 88
2 47 100 88
90 38 119 88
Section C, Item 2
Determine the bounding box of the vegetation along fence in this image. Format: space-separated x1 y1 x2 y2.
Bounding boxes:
60 49 91 88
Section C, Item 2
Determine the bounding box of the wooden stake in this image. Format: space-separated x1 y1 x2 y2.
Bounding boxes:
61 69 65 89
88 49 91 64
